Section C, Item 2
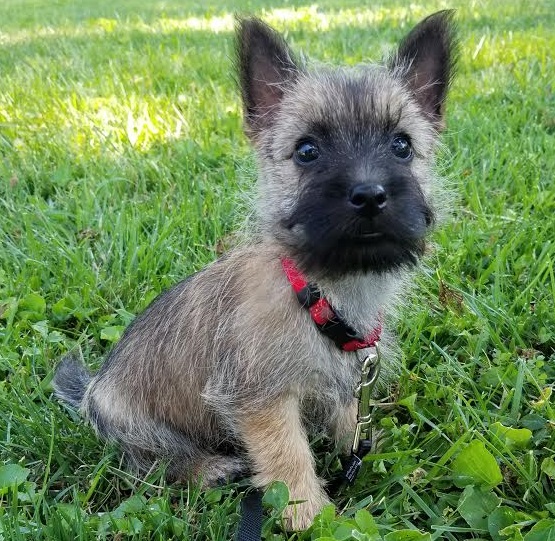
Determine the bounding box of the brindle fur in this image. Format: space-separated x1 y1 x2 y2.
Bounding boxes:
54 12 457 530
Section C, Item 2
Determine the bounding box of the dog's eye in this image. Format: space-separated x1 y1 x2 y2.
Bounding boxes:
391 135 412 160
294 141 320 164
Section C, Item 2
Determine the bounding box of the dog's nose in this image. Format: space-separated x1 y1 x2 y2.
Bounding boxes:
348 184 387 216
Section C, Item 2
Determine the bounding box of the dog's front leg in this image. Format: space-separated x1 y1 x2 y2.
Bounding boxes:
236 394 331 530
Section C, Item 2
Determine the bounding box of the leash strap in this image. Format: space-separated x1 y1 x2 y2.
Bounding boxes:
235 489 264 541
351 349 380 454
329 347 381 491
345 348 380 483
340 438 373 484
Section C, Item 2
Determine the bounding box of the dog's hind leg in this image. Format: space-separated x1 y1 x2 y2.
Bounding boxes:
120 445 248 487
188 454 249 487
82 390 246 486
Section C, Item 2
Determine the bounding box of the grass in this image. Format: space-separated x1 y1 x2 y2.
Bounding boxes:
0 0 554 539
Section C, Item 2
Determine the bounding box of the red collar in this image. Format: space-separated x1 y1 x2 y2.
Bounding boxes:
281 258 381 351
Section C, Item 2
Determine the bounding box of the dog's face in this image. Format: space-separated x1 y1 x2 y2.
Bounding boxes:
238 13 456 277
268 71 437 276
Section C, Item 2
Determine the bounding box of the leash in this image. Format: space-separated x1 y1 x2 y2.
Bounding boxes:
236 260 382 540
337 346 381 486
235 489 264 541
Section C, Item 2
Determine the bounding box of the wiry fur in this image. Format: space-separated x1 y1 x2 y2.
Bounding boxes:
53 12 457 530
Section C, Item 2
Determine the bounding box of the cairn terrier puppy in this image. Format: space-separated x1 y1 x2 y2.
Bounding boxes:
54 12 457 530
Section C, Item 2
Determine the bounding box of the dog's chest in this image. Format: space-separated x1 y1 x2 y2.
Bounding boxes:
299 344 361 404
318 272 402 336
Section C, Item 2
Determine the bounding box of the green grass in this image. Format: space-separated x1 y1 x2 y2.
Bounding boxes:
1 0 554 539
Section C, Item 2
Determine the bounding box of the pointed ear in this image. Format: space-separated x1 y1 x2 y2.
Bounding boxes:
236 17 300 139
391 10 458 130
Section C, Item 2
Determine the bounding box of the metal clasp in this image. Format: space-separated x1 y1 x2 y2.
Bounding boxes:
351 344 381 455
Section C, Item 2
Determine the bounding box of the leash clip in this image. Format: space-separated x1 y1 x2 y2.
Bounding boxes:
351 345 381 456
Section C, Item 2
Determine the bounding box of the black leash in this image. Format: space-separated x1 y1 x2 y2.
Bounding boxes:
235 489 264 541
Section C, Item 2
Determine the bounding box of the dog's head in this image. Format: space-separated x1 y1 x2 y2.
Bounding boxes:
237 12 457 277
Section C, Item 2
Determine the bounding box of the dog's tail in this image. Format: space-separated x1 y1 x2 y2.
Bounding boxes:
52 351 92 409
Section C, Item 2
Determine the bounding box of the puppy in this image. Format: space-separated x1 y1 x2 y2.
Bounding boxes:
54 12 457 530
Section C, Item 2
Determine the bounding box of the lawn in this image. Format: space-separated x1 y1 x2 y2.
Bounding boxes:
0 0 554 539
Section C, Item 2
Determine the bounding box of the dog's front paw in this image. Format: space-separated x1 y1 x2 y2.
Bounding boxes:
282 487 331 531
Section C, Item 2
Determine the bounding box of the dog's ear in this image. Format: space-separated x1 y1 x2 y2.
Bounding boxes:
237 17 300 139
391 10 457 130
